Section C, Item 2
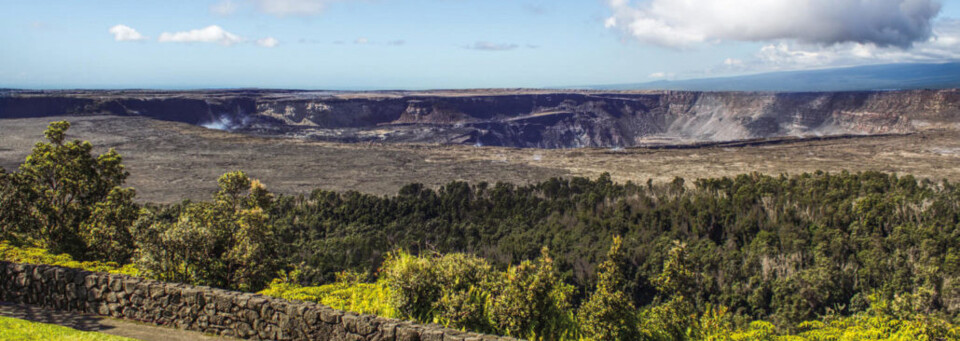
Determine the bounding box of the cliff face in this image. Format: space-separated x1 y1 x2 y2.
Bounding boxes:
2 89 958 148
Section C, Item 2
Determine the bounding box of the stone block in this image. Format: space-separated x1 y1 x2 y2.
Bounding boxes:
421 329 445 341
321 308 342 324
397 325 422 341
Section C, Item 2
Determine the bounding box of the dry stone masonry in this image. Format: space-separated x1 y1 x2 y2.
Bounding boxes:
0 261 515 341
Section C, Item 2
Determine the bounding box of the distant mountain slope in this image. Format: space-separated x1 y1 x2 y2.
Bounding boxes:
591 63 960 92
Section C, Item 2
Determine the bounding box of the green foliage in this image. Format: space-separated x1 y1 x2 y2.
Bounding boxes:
0 240 139 276
578 236 640 340
638 296 698 341
79 187 139 263
258 270 398 318
134 171 280 291
380 250 493 330
380 250 488 322
7 122 960 339
261 245 960 341
485 248 576 339
0 166 29 241
0 121 138 260
655 241 697 301
262 171 960 328
0 316 136 341
376 248 575 339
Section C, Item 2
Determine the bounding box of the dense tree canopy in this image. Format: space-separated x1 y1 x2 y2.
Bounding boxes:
0 121 137 260
230 170 960 327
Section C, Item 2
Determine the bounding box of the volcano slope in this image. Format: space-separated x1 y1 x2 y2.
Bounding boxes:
2 114 960 203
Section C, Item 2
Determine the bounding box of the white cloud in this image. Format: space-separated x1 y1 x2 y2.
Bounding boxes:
257 37 279 47
253 0 349 16
723 58 743 67
717 19 960 73
211 0 239 16
467 41 519 51
605 0 941 49
354 37 369 44
207 0 362 17
109 24 146 42
158 25 244 46
648 72 675 79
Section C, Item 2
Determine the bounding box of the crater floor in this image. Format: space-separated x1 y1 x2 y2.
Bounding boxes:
3 116 959 203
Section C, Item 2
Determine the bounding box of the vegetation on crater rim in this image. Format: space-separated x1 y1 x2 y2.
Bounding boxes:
3 121 960 340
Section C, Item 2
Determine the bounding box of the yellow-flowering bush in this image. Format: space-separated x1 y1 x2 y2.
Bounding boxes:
258 270 398 318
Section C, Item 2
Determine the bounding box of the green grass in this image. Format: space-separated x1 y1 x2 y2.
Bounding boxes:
0 316 134 341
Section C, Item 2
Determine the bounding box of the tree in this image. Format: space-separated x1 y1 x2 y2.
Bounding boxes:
639 240 698 341
3 121 137 259
79 187 139 263
135 171 279 291
578 236 640 340
0 167 30 242
654 241 696 301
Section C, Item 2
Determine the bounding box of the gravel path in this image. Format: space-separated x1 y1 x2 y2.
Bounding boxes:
0 301 240 341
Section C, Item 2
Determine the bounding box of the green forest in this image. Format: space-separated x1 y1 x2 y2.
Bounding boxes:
2 121 959 340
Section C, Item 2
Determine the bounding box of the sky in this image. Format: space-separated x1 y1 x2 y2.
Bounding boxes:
1 0 959 89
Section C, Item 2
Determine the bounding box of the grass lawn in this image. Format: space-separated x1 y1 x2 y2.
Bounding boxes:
0 316 134 341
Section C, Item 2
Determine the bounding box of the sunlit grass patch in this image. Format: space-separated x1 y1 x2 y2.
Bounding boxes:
0 316 134 341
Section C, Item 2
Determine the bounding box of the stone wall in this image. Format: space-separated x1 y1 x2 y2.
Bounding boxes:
0 262 515 341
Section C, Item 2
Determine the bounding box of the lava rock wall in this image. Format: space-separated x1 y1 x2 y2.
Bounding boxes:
0 261 512 341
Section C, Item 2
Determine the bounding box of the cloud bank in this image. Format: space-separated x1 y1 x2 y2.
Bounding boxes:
158 25 244 46
605 0 942 49
253 0 348 16
719 19 960 73
109 25 145 42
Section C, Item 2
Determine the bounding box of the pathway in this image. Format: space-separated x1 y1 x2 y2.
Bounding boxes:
0 301 240 341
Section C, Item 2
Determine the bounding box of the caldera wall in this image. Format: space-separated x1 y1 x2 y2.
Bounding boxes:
0 261 511 341
2 89 959 148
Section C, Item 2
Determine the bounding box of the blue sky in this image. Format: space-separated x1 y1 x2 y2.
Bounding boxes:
1 0 959 89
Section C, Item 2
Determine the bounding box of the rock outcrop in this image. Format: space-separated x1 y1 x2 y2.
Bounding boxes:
2 89 958 148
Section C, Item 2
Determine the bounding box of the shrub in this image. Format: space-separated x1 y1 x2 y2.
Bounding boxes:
135 171 280 291
380 250 493 324
259 270 398 318
485 248 576 339
578 236 640 340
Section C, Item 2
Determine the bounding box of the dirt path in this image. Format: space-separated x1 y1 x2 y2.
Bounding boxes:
0 301 240 341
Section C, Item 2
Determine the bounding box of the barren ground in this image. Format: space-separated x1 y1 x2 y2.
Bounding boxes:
2 116 960 203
